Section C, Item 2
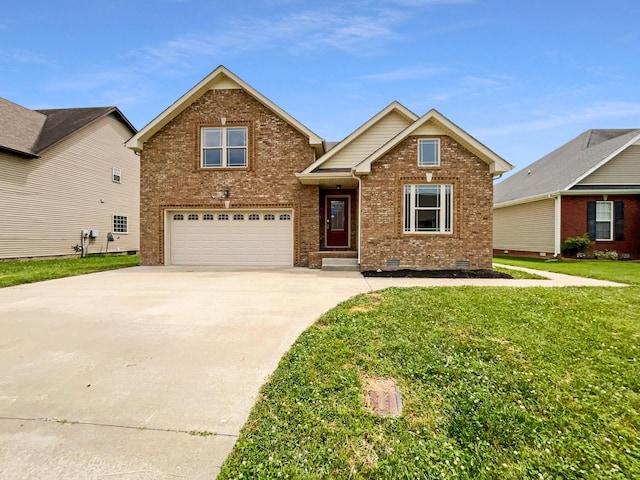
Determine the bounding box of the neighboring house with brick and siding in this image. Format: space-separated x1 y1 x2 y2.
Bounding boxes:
0 97 139 259
494 129 640 259
126 66 512 271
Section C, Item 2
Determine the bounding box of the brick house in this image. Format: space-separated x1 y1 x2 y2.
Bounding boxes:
127 66 511 270
494 129 640 259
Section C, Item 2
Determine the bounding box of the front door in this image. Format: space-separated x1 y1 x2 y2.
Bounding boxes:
326 196 349 247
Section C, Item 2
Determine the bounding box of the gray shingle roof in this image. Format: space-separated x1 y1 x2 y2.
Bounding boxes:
494 129 640 204
0 98 136 158
34 107 121 152
0 97 47 157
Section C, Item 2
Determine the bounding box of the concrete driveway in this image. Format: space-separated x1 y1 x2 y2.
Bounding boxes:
0 267 370 479
0 265 623 479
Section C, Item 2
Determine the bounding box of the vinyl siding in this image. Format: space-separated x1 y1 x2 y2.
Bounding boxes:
493 199 555 253
578 145 640 185
0 116 139 259
321 112 411 169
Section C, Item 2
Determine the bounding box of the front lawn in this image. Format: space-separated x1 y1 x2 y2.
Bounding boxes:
0 254 140 288
494 256 640 285
220 284 639 479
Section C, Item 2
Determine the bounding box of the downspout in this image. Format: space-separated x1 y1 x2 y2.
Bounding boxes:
351 169 362 266
554 194 562 257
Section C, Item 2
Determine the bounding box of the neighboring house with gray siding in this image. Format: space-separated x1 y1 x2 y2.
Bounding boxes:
494 129 640 259
0 97 139 259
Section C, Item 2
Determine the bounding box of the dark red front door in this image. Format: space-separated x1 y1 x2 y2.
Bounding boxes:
326 197 349 247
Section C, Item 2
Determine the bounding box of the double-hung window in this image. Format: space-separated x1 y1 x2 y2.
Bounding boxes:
201 126 247 168
404 184 452 233
595 201 613 240
418 139 440 166
112 167 121 183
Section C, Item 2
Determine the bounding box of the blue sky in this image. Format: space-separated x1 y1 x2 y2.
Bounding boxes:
2 0 640 174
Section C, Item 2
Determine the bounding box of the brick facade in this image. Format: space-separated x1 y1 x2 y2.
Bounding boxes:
359 136 494 271
561 195 640 259
139 88 319 266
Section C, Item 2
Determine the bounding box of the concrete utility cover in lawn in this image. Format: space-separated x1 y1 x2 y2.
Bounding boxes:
0 267 370 479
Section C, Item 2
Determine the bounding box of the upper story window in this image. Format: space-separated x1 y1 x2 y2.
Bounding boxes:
404 184 452 234
112 167 121 183
418 139 440 167
201 126 248 168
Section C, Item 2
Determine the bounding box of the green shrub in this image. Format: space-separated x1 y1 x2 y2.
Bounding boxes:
561 234 593 257
594 250 618 261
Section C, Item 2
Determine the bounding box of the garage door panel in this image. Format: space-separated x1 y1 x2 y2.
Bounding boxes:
170 210 293 266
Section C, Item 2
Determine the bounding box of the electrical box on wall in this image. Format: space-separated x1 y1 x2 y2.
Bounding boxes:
81 230 90 238
90 229 99 238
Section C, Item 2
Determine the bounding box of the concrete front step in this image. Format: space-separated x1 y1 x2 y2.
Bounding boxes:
322 258 360 271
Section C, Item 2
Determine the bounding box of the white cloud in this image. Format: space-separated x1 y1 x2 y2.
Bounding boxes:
0 48 56 68
388 0 474 5
478 101 640 137
130 8 406 70
361 65 451 81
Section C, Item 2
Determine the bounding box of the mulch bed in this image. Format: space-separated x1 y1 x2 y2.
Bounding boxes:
362 269 514 279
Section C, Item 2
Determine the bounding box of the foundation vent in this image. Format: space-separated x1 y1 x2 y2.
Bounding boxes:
455 260 470 270
386 260 400 268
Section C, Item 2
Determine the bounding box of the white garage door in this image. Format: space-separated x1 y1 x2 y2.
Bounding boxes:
169 210 293 266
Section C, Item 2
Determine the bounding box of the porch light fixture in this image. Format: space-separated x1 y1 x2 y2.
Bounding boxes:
224 187 230 198
336 184 342 189
425 172 433 182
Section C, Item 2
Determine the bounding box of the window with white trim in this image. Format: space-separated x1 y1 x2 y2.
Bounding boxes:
173 214 184 221
595 201 613 240
201 127 248 168
279 214 291 220
249 214 260 220
418 139 440 166
203 214 215 220
113 215 128 234
404 184 452 233
188 214 199 220
112 167 121 183
264 214 275 220
218 214 229 220
233 214 244 220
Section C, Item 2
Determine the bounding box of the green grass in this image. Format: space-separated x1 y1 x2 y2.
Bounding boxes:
0 254 140 288
220 278 639 478
494 256 640 285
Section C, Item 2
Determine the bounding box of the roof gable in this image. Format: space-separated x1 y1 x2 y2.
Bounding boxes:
34 107 135 153
0 99 135 158
126 65 324 155
300 101 418 174
494 129 640 205
354 109 512 175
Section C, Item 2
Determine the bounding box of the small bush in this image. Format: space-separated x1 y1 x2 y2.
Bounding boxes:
594 250 618 261
561 234 593 257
